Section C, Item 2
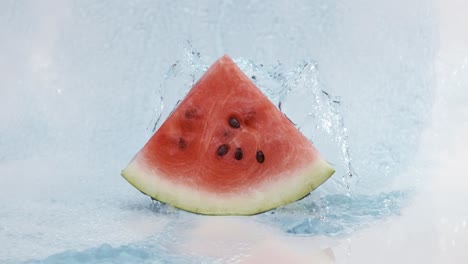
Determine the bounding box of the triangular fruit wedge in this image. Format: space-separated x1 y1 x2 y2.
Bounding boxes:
122 55 335 215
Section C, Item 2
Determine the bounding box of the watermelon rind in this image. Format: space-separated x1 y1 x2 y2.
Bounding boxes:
121 158 334 215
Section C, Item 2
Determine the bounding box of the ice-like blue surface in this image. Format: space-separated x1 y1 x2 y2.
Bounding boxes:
13 192 408 264
22 244 170 264
0 0 439 263
281 191 408 235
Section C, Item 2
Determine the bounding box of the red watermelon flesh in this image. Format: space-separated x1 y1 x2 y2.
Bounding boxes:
122 55 335 215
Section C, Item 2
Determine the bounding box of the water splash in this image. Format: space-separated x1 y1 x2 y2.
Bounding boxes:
258 191 409 236
149 199 179 215
147 42 207 135
148 44 357 193
233 57 357 193
146 44 407 236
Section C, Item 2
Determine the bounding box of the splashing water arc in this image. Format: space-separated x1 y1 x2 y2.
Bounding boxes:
151 47 357 194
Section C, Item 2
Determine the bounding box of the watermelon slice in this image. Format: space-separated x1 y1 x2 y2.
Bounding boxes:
122 55 334 215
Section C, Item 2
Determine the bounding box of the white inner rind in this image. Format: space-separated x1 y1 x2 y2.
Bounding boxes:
121 158 335 215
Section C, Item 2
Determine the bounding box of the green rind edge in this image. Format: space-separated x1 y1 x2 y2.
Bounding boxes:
121 159 335 216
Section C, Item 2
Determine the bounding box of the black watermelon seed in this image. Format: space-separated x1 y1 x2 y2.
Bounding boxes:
235 148 243 160
217 144 229 156
228 117 240 128
178 138 187 149
185 107 200 119
256 150 265 163
243 110 256 125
